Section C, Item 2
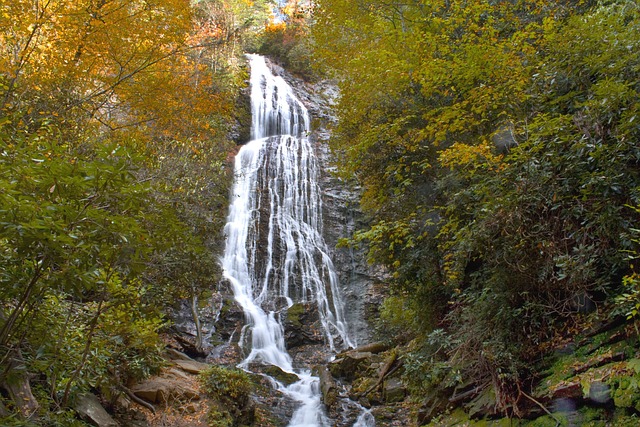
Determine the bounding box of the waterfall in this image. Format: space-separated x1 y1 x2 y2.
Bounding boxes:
221 54 354 426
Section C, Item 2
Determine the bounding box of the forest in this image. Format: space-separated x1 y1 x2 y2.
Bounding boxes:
1 0 640 426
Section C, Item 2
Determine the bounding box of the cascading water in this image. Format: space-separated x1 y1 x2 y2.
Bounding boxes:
221 54 355 426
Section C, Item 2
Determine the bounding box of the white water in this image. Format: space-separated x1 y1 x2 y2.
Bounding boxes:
222 54 355 426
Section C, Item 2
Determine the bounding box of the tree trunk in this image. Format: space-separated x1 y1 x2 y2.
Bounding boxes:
1 348 39 419
191 292 203 352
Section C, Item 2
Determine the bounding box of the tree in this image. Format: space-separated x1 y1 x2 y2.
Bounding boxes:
312 0 639 414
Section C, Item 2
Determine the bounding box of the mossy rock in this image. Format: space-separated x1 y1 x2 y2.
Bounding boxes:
285 303 305 328
260 365 299 386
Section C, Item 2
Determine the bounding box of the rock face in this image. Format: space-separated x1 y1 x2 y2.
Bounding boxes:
276 63 385 348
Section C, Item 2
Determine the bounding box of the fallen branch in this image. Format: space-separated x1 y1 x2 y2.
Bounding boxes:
520 390 561 427
448 383 489 404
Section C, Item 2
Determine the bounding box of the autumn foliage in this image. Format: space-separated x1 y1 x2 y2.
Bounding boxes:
0 0 266 423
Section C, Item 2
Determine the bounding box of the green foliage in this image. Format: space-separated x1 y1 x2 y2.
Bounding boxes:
200 366 253 426
207 406 234 427
0 122 167 408
200 366 252 407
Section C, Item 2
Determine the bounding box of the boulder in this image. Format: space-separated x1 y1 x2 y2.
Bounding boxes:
417 391 451 425
283 303 323 349
466 385 498 419
75 393 118 427
166 348 193 361
329 351 373 381
383 377 406 403
131 377 199 404
173 359 209 374
247 363 299 386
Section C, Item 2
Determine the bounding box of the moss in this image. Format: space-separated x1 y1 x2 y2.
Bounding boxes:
610 411 640 426
286 303 305 328
424 409 518 426
523 414 569 427
261 365 299 385
351 376 377 396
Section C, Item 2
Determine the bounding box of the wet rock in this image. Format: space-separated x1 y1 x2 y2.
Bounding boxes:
74 393 118 427
383 377 406 403
283 303 323 349
251 373 297 425
329 352 373 381
289 342 334 368
248 363 299 386
207 334 244 366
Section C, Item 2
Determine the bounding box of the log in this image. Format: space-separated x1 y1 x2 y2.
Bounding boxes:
351 342 390 355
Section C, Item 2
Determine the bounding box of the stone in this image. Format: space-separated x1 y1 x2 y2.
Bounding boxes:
166 348 193 361
74 393 118 427
329 351 372 381
417 391 451 425
130 379 169 404
131 377 199 404
167 368 191 380
247 363 299 386
283 303 324 349
466 385 498 419
383 377 406 404
551 382 583 401
173 359 209 374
